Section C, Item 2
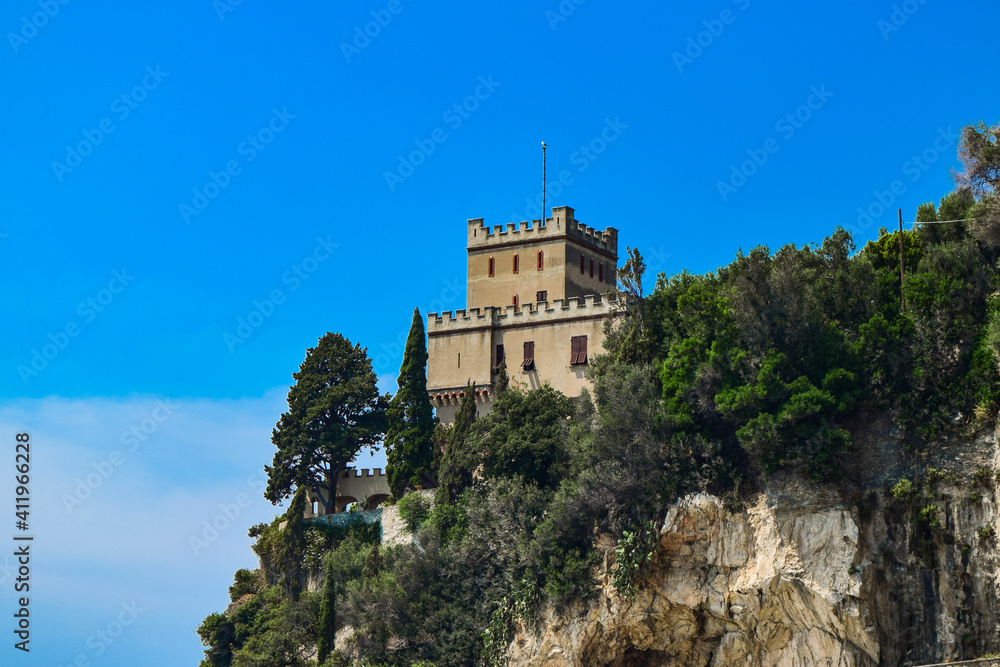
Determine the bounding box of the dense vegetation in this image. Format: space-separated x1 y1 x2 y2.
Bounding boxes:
199 121 1000 666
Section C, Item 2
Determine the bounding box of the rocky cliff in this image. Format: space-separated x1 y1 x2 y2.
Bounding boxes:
509 424 1000 667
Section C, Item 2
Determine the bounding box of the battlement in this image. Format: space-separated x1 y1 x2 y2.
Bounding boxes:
466 205 618 255
341 467 386 478
428 294 610 335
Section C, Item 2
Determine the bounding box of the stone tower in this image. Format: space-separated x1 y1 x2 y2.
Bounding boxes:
426 206 619 423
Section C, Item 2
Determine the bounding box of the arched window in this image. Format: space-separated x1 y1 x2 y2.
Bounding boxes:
488 257 495 277
537 251 544 270
513 254 519 274
580 254 585 274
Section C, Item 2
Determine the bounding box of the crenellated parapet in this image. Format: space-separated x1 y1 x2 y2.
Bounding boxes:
466 205 618 256
339 467 386 479
428 294 611 336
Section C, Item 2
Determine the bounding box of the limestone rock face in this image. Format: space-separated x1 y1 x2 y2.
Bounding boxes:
509 435 1000 667
510 482 877 667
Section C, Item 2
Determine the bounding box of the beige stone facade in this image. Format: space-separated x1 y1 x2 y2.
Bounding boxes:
428 206 618 423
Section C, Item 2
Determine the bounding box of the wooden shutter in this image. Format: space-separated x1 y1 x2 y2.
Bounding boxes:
522 341 535 369
571 336 588 365
493 344 504 371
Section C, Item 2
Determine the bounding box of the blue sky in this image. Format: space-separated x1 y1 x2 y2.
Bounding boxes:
1 0 998 663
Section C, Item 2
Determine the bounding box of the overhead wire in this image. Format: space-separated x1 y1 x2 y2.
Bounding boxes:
904 218 974 225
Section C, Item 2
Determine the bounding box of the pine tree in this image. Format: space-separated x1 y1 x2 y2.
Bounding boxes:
265 332 388 515
435 382 478 505
386 308 437 497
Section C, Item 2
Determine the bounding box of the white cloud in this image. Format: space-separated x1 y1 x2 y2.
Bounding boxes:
0 391 315 665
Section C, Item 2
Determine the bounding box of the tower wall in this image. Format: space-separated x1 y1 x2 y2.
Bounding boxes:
427 295 612 421
466 206 618 310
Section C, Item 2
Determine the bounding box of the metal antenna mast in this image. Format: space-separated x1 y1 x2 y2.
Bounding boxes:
541 142 547 226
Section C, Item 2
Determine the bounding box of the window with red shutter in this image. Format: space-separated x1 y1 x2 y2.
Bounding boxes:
537 251 544 270
513 254 519 274
513 294 519 308
522 341 535 370
488 257 495 277
570 335 588 365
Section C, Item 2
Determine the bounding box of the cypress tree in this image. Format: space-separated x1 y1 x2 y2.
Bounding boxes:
435 382 478 505
449 382 478 450
278 487 306 600
386 308 436 497
316 554 336 662
494 354 510 395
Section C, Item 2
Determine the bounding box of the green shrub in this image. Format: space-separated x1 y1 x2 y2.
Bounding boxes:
891 478 914 501
611 521 659 600
425 499 466 546
397 491 432 533
919 503 941 528
722 491 744 513
979 525 995 542
481 601 513 667
319 652 350 667
228 569 263 602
